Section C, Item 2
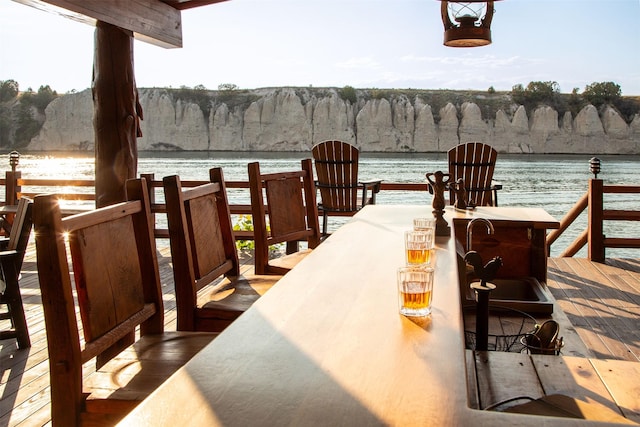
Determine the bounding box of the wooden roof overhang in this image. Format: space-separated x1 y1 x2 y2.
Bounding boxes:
12 0 229 48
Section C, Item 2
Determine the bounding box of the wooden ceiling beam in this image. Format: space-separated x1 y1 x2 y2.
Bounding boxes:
12 0 183 48
161 0 228 11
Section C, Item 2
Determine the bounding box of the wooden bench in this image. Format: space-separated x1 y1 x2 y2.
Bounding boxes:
33 178 217 426
467 350 640 424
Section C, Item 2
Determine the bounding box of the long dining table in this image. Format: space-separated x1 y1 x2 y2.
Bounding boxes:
118 205 632 426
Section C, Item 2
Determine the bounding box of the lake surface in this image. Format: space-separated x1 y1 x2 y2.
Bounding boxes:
9 151 640 258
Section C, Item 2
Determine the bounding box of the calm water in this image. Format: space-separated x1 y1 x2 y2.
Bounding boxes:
9 151 640 258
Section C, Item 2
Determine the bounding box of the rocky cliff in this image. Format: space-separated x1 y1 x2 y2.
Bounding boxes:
27 87 640 154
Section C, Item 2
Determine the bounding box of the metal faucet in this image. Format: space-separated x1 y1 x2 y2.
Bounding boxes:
466 218 494 252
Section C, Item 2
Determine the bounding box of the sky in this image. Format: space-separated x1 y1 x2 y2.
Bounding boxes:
1 0 639 96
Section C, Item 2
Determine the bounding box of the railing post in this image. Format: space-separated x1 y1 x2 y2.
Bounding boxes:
588 178 605 262
5 170 20 206
140 173 156 204
5 151 22 205
140 173 157 234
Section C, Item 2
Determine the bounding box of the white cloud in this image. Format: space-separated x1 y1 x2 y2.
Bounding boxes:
401 54 541 69
335 57 382 70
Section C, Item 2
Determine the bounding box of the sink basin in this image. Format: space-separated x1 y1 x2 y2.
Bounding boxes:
465 277 554 315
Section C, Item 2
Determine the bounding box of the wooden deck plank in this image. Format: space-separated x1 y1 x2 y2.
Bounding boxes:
590 358 640 423
547 258 640 362
472 352 637 424
531 355 622 414
473 350 544 410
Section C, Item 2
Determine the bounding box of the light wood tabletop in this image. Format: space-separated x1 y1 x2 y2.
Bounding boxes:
118 205 634 426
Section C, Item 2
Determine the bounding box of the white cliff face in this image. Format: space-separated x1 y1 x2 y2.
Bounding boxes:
29 89 94 151
25 87 640 154
138 89 209 151
413 97 437 152
438 103 459 152
311 91 356 145
530 106 560 153
356 98 395 151
459 102 487 144
210 103 244 151
243 88 311 151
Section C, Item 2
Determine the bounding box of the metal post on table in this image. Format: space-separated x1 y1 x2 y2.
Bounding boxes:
471 281 496 351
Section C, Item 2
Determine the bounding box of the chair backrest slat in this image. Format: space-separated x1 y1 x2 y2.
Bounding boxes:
448 142 498 207
312 140 360 212
7 197 33 261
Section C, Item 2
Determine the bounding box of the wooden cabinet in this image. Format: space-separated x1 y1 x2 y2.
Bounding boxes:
451 207 560 284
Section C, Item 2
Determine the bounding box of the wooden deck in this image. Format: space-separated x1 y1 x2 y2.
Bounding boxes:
1 240 640 426
547 257 640 362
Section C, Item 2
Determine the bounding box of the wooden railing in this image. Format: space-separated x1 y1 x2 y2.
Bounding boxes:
547 178 640 262
1 171 428 240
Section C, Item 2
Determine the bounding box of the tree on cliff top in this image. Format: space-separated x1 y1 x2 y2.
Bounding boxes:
339 85 357 104
582 82 621 107
19 85 58 112
511 81 563 113
0 80 19 102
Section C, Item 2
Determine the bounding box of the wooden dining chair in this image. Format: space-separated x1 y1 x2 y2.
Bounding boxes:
33 179 216 427
163 168 280 332
248 159 321 275
0 197 33 349
312 140 381 236
448 142 502 207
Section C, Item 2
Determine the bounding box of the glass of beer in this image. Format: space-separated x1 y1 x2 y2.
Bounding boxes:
413 217 436 234
397 266 434 317
404 230 434 266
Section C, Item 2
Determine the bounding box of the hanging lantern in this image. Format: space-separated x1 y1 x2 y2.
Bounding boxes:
439 1 498 47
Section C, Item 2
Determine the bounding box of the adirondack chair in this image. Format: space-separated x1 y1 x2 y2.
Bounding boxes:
312 140 381 236
163 168 280 332
33 179 216 427
448 142 502 207
0 197 33 349
248 159 321 275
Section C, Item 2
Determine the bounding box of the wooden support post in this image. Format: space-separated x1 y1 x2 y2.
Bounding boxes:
588 178 605 263
92 21 143 208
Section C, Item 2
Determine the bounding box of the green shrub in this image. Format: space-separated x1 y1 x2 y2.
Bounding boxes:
233 215 255 251
0 80 19 102
175 85 212 117
370 88 391 100
338 85 357 104
583 81 621 107
232 214 284 255
20 85 58 112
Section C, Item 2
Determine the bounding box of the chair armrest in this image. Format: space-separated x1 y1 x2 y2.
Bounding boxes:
490 182 503 206
358 180 383 206
360 179 383 193
0 249 19 262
